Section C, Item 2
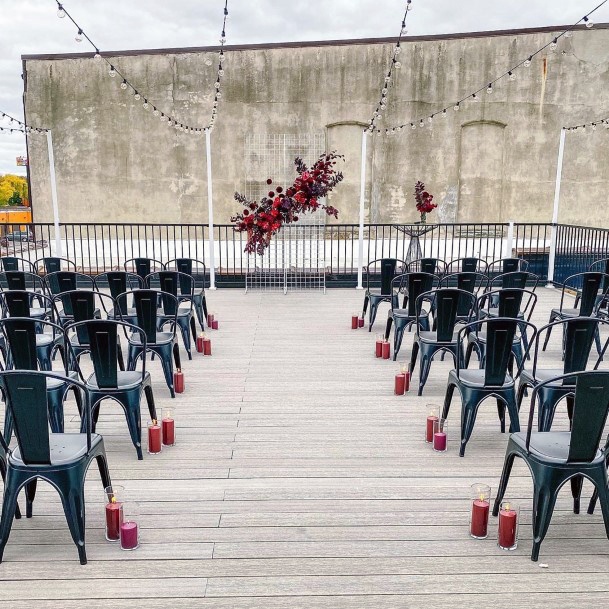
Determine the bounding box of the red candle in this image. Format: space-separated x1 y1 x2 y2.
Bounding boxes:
351 315 358 329
203 337 212 355
433 431 447 451
375 340 383 357
207 313 214 327
470 499 490 538
404 370 410 392
212 319 219 330
120 521 139 550
196 335 204 353
148 421 162 454
105 501 123 541
358 317 364 328
162 416 175 446
174 369 184 393
426 415 438 443
382 341 390 359
498 507 518 549
394 373 406 395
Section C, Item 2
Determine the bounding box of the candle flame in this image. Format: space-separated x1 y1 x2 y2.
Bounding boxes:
153 419 157 426
479 493 485 501
505 502 510 511
111 496 116 503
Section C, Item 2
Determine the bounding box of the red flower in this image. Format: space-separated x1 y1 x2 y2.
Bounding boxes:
266 178 273 185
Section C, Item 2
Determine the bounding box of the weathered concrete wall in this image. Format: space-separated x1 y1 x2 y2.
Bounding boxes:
22 26 609 227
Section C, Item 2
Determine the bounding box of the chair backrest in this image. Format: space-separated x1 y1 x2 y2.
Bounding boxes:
1 257 35 273
95 272 143 312
0 271 43 292
408 258 446 275
564 272 608 317
0 318 63 371
589 259 609 294
60 290 115 344
124 258 164 283
0 290 55 321
146 272 194 313
440 272 489 315
419 288 476 342
0 370 91 465
487 258 528 276
446 257 487 274
490 271 539 291
45 272 95 314
171 258 206 292
35 257 77 275
118 289 178 344
482 318 519 386
392 272 438 316
528 371 609 463
365 258 399 296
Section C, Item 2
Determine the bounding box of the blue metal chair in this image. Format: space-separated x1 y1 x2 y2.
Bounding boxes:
574 258 609 309
0 257 36 274
409 288 476 395
384 272 439 360
443 317 537 457
43 271 97 327
120 289 182 398
493 371 609 561
69 319 156 460
517 317 609 431
0 370 111 565
34 257 77 275
362 258 406 332
0 271 46 307
486 257 529 279
124 258 164 284
164 258 208 331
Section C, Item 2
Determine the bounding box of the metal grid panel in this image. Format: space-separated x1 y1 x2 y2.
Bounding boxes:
244 134 326 293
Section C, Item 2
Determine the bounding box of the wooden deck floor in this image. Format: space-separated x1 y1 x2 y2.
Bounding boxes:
1 287 609 608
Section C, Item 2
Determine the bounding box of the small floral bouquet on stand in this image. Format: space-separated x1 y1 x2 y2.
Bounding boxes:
231 152 344 255
414 181 437 224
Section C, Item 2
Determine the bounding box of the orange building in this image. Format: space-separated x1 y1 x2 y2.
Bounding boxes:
0 206 33 234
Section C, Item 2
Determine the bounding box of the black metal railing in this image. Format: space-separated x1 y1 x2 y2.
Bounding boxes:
0 221 606 288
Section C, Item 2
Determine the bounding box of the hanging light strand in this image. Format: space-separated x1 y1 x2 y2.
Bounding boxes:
368 0 413 132
380 0 608 135
53 0 229 134
0 109 48 134
565 114 609 131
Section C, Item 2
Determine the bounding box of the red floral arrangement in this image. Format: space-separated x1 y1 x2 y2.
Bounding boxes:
232 152 344 255
414 181 437 223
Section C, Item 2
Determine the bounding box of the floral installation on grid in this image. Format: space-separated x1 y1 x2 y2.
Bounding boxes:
232 152 344 255
414 181 437 224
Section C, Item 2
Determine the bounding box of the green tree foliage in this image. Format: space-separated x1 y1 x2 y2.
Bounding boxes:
0 175 28 207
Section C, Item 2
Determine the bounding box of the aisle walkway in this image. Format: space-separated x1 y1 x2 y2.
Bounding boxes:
1 289 609 608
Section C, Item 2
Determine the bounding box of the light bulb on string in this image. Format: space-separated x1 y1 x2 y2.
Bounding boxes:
524 57 532 68
419 119 425 128
584 16 593 28
218 69 225 77
442 109 447 117
160 114 167 122
216 92 222 99
75 30 83 43
509 71 516 81
120 80 128 90
486 84 493 95
142 100 149 110
472 93 479 102
109 66 117 78
94 51 102 60
394 61 402 69
454 103 460 111
592 123 597 131
406 0 412 10
428 115 433 123
57 5 66 18
411 122 416 130
153 108 159 117
134 92 141 101
550 38 558 51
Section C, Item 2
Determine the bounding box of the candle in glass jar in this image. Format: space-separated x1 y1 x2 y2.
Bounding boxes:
162 417 175 446
470 499 490 538
394 373 406 395
375 338 383 357
148 420 162 454
401 366 410 392
207 313 215 327
498 504 518 549
426 414 438 443
203 337 212 355
105 500 123 541
358 317 364 328
120 521 139 550
433 430 447 452
196 334 205 352
382 341 390 359
212 319 219 330
174 369 184 393
351 315 358 330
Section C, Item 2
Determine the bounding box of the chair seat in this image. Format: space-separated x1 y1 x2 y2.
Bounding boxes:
130 332 174 346
552 308 581 318
520 368 570 385
29 307 49 319
86 371 145 390
454 369 514 388
159 307 192 319
511 431 602 464
419 331 459 344
486 308 525 320
35 334 54 347
47 371 78 390
474 331 521 345
108 307 137 319
391 309 428 319
10 433 103 467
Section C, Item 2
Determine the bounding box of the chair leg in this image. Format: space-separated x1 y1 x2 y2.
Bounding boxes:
144 385 157 421
441 382 456 420
409 342 419 375
95 454 112 489
595 327 602 356
0 461 20 519
58 479 88 565
590 469 609 539
570 475 584 514
492 451 517 516
369 301 379 332
0 472 21 562
393 326 406 360
362 295 369 329
201 294 208 321
190 317 197 342
459 400 480 457
178 320 193 361
542 322 553 351
385 317 393 341
516 381 528 412
497 399 506 434
25 479 37 518
531 485 559 562
123 402 143 461
418 352 434 396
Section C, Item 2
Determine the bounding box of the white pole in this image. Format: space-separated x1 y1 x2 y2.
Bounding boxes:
505 220 514 258
547 128 566 287
45 130 63 257
356 130 368 290
205 129 217 290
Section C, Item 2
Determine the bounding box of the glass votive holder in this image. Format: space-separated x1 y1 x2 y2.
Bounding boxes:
470 483 491 539
498 501 519 550
147 420 162 454
433 418 448 452
120 501 140 551
162 407 175 446
426 405 439 444
104 484 124 542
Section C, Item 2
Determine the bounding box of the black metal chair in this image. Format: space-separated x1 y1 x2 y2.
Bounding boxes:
486 257 529 278
574 259 609 309
443 317 537 457
493 371 609 561
119 289 182 398
362 258 406 332
146 271 197 360
164 258 208 331
0 271 46 306
0 370 111 565
409 288 477 395
438 272 489 326
542 272 609 355
466 288 537 370
445 257 488 274
34 257 77 275
69 320 156 460
94 271 144 326
0 257 36 274
43 271 97 327
124 258 164 284
407 257 447 276
385 272 439 360
517 317 608 432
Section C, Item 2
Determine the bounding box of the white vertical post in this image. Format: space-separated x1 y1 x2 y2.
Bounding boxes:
547 128 566 287
505 221 514 259
357 130 368 290
45 130 63 257
205 129 217 289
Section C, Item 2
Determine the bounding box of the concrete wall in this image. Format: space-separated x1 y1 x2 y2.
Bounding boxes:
22 25 609 227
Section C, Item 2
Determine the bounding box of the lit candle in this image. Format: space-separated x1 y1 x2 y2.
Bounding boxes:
375 337 383 358
207 313 215 327
105 498 123 541
120 520 139 550
433 429 447 452
174 369 184 393
203 337 212 355
162 413 175 446
394 373 406 395
498 503 518 550
351 315 358 330
426 411 438 443
470 496 490 539
212 319 219 330
196 333 205 353
358 316 364 328
382 341 390 359
148 420 162 454
402 365 410 392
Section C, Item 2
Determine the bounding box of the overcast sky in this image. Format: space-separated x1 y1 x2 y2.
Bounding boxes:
1 0 607 175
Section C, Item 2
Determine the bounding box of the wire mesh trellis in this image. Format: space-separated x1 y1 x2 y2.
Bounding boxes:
244 133 327 293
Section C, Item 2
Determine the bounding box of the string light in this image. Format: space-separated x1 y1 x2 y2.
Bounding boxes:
53 0 229 133
0 109 48 134
565 111 609 131
368 0 413 132
375 0 608 134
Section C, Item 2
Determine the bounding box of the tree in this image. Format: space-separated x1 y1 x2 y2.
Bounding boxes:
0 175 28 207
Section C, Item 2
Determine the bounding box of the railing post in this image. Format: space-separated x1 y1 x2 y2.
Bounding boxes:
357 130 368 290
504 221 514 259
205 129 217 289
547 128 566 287
45 130 63 257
